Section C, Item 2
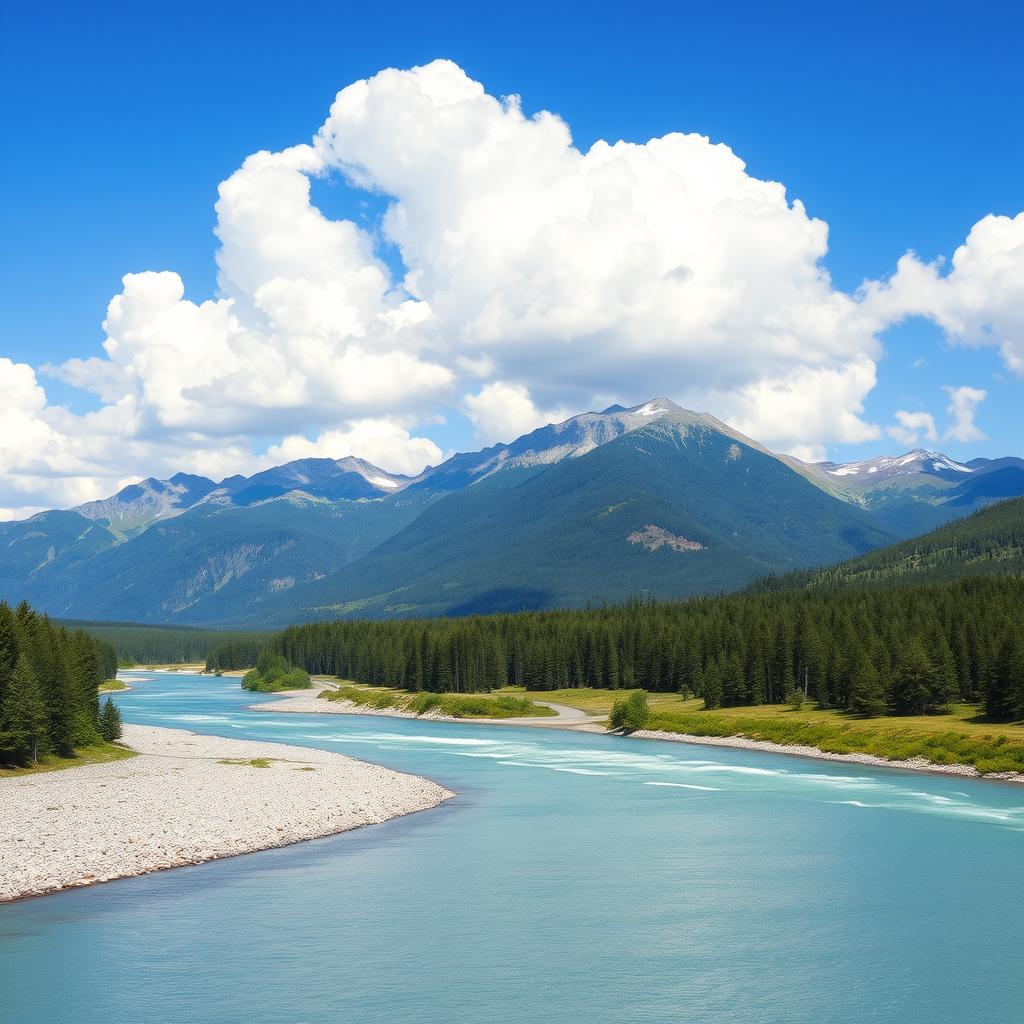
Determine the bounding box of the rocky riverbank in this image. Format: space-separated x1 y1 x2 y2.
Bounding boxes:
0 724 454 903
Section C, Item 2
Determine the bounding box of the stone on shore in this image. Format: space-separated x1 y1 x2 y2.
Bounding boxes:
0 724 454 903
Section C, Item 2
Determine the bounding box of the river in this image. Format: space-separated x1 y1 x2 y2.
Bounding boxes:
2 671 1021 1023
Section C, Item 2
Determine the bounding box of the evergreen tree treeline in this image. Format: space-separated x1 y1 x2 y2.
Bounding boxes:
0 601 117 766
63 621 272 666
209 577 1024 722
205 636 275 672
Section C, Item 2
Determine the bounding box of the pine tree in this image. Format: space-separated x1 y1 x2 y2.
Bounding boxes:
0 603 17 710
99 698 123 741
1 655 49 764
702 659 724 710
985 633 1024 723
849 654 886 717
67 632 102 746
891 640 954 715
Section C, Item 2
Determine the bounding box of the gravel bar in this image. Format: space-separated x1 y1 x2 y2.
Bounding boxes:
0 724 454 903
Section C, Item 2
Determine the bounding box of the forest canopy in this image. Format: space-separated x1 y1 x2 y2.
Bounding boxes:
0 601 118 767
208 576 1024 723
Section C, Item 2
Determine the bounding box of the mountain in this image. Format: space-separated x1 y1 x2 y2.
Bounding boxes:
790 449 1024 537
791 496 1024 588
0 511 119 592
2 488 433 625
1 399 1018 626
217 457 410 506
406 398 693 492
0 455 427 623
241 406 895 623
74 473 217 539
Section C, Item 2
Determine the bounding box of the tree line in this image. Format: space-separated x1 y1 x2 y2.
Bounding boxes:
0 601 120 766
208 576 1024 722
205 635 276 672
64 620 273 666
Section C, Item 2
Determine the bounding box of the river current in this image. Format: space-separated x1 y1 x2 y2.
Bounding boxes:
2 671 1021 1023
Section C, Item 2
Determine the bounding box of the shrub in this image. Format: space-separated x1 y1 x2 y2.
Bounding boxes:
409 692 442 714
609 691 651 732
785 688 806 710
241 661 311 692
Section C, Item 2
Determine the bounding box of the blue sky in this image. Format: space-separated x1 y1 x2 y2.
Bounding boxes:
0 0 1021 512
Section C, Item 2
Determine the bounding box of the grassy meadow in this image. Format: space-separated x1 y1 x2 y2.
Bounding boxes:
305 680 1024 773
0 741 137 778
321 683 556 719
495 687 1024 775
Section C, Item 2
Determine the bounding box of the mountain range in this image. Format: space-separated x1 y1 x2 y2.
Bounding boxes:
1 399 1021 626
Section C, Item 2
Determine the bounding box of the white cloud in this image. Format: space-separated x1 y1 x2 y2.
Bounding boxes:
315 61 881 450
3 60 1020 517
887 410 938 448
463 382 572 444
943 385 987 443
455 354 496 378
863 213 1024 375
784 443 828 463
723 358 881 452
260 420 443 475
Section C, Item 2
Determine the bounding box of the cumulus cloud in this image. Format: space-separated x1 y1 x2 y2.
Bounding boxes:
315 61 880 449
3 60 1020 516
464 382 572 443
724 358 881 455
260 420 443 475
863 213 1024 375
887 410 939 448
943 386 987 443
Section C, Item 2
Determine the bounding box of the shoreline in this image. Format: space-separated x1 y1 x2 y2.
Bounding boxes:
252 689 1024 786
248 689 604 728
0 723 454 904
133 670 1023 786
583 725 1024 785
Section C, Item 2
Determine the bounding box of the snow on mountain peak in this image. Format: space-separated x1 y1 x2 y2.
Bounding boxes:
822 449 974 480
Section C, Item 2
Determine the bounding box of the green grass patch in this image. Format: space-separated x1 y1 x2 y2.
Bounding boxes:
98 679 128 692
0 741 137 778
496 688 1024 774
217 757 275 768
321 684 555 719
643 709 1024 775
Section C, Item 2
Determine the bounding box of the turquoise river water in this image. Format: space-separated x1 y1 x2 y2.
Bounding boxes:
1 671 1022 1023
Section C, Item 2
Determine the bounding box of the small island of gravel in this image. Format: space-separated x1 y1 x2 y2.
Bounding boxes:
0 723 454 903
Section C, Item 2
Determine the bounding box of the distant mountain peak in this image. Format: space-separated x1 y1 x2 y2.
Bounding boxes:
72 473 217 539
820 450 974 479
626 397 682 417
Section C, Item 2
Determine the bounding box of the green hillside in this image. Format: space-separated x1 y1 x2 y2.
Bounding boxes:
262 415 895 622
797 496 1024 588
4 492 431 625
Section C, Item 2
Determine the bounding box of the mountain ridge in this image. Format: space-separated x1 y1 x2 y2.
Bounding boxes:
1 399 1020 626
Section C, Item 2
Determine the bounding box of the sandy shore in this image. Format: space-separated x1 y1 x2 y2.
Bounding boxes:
0 724 454 903
252 690 432 718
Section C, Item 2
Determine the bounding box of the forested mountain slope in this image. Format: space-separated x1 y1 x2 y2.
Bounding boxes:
2 399 1019 626
795 496 1024 588
13 492 432 624
254 411 894 623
